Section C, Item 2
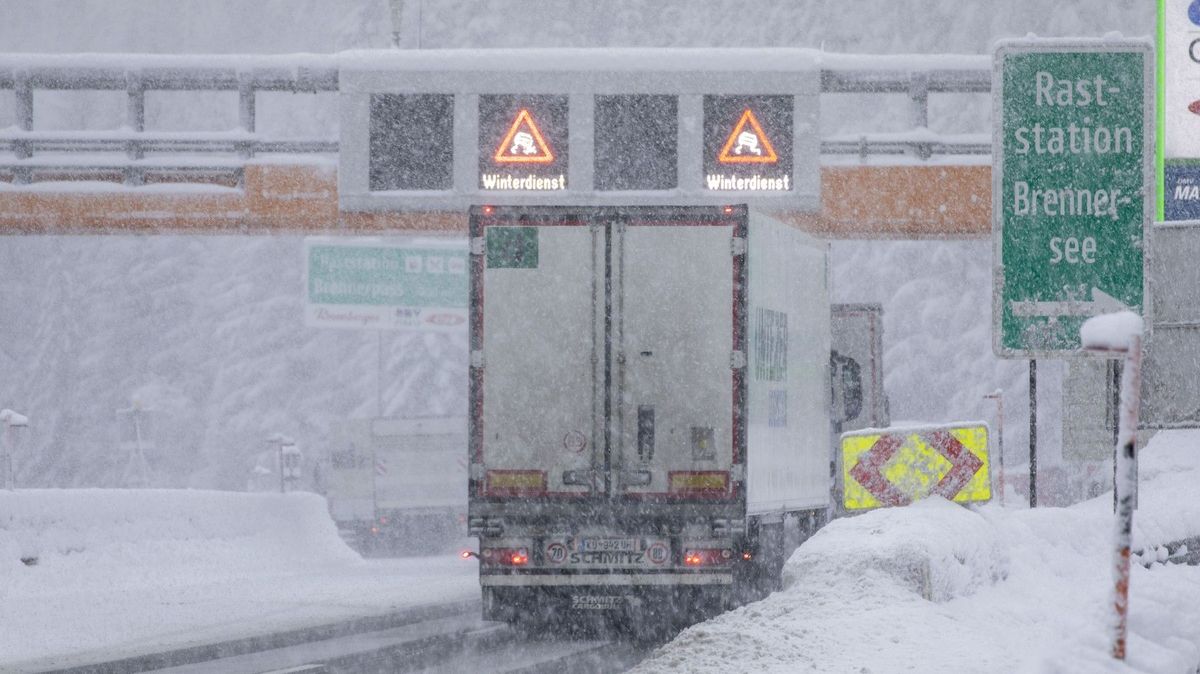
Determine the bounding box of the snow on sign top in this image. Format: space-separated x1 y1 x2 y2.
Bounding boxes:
338 48 822 74
1080 310 1143 352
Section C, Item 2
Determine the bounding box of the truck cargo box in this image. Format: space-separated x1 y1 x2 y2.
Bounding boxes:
466 205 831 622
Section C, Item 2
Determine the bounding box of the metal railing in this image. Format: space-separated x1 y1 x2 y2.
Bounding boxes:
0 53 992 186
0 55 339 185
819 65 991 160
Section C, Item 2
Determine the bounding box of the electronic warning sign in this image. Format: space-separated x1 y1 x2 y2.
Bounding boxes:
704 95 793 192
480 95 568 191
718 109 778 164
494 109 554 164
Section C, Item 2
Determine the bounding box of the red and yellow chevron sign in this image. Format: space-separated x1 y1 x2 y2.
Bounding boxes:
841 423 991 511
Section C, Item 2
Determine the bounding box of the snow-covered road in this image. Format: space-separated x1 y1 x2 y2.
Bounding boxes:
5 432 1199 673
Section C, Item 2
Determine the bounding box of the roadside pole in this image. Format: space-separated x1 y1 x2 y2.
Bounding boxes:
1028 361 1037 507
983 390 1005 506
0 409 29 489
1080 311 1143 662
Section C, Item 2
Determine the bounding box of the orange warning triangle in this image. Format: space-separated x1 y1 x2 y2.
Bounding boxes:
494 108 555 164
717 108 778 164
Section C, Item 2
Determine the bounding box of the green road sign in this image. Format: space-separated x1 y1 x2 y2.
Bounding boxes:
305 238 468 332
993 40 1154 358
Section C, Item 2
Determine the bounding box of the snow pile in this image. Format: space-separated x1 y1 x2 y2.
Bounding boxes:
0 489 359 579
0 488 479 669
787 497 1007 603
635 430 1200 674
1124 431 1200 552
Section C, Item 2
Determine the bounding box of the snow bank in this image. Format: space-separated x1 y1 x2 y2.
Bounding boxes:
0 489 359 582
636 430 1200 674
1126 430 1200 552
786 496 1006 602
0 489 481 669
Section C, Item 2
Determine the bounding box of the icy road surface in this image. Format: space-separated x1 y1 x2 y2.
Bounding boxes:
635 430 1200 674
0 490 477 671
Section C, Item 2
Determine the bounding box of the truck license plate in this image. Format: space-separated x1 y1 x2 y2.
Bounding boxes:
580 537 637 552
571 595 624 610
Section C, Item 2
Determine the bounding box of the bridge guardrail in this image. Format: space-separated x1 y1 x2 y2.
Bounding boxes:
0 54 991 187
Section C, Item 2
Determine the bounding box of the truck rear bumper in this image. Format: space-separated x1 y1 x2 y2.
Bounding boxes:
481 572 732 586
482 583 734 626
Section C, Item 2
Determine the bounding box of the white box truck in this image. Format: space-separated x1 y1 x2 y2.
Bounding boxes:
467 205 833 624
327 416 467 555
830 303 889 434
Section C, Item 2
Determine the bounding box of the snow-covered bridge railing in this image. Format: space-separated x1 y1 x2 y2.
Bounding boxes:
0 54 339 185
0 52 995 237
0 52 991 187
820 62 991 160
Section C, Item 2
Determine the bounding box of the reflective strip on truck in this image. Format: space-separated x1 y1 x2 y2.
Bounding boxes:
484 469 547 497
667 471 730 497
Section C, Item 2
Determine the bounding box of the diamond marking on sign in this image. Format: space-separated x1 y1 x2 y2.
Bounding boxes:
841 423 991 511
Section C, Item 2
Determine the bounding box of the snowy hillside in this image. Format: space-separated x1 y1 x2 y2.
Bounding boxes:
0 0 1155 488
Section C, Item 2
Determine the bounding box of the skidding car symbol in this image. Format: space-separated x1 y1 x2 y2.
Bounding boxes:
510 131 539 155
733 131 762 156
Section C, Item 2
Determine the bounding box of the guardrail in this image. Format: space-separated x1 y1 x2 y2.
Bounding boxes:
0 54 991 187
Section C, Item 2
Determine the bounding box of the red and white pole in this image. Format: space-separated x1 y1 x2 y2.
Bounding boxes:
1109 331 1142 660
1081 312 1143 661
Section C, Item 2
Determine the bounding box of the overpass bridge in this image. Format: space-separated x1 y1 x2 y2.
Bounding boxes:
0 51 990 238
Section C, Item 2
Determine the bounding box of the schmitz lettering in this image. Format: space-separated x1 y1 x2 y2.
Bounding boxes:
568 551 646 565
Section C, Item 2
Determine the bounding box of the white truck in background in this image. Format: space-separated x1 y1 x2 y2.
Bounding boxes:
326 416 467 555
467 205 835 625
830 303 889 434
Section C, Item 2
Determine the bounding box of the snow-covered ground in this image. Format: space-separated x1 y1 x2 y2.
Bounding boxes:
635 429 1200 674
0 489 477 671
4 433 1196 673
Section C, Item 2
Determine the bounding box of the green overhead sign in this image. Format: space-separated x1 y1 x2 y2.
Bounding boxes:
305 238 468 332
993 40 1153 358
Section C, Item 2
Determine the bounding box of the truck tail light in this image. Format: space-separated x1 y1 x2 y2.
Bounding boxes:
485 470 547 496
481 547 529 566
683 548 733 567
668 471 729 496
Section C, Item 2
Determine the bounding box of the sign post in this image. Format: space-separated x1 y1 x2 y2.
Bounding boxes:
993 39 1153 357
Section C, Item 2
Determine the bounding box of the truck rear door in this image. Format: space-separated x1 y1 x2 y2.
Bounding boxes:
614 211 743 501
470 206 745 507
472 212 603 499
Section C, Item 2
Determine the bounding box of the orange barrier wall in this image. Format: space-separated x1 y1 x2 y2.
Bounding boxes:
0 163 991 238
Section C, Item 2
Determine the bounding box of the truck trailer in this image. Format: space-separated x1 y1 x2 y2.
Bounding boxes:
327 416 467 555
467 205 832 625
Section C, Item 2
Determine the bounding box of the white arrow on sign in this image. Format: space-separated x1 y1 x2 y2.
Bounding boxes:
1010 288 1129 318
